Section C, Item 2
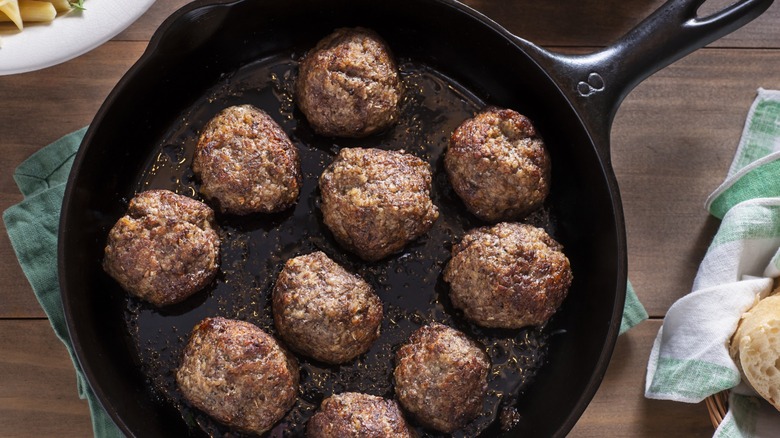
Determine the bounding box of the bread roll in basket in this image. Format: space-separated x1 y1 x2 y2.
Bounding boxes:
729 293 780 411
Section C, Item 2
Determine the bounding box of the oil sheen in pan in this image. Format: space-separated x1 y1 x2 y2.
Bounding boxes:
125 51 561 438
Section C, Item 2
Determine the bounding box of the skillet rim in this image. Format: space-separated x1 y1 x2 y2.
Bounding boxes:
58 0 628 436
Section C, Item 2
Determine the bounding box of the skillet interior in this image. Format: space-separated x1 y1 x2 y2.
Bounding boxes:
59 1 625 436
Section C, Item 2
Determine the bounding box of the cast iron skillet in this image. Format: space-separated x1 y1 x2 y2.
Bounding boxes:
59 0 773 437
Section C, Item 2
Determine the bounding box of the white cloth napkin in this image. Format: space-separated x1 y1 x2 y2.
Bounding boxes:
645 88 780 437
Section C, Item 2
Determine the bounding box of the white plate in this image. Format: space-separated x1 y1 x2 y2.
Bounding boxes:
0 1 156 75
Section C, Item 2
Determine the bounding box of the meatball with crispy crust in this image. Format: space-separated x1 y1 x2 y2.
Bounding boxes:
445 107 551 222
394 323 489 433
319 147 439 261
296 27 403 137
443 222 573 328
306 392 415 438
102 189 220 307
193 104 301 215
176 317 299 436
273 251 383 364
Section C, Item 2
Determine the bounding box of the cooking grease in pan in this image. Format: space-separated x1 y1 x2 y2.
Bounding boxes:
123 52 562 437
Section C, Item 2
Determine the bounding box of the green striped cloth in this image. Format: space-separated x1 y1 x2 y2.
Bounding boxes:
622 280 647 335
645 88 780 437
2 128 125 438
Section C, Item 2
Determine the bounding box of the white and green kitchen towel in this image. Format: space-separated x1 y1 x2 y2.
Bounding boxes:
646 88 780 437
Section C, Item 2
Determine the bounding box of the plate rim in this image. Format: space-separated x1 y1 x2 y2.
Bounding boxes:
0 0 156 76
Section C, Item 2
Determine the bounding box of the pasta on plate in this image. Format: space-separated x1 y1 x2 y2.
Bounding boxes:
0 0 82 30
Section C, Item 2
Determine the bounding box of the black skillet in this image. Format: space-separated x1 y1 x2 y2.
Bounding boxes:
59 0 773 437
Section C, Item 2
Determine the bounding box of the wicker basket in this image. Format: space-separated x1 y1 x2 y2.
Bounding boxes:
705 391 729 428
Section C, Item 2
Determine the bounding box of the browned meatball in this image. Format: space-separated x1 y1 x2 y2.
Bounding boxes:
193 104 301 215
306 392 415 438
445 107 551 222
102 189 220 307
296 27 403 137
394 323 489 433
176 317 299 436
443 222 573 328
273 251 383 364
319 147 439 261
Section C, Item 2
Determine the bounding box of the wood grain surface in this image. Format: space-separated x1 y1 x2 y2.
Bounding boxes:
1 0 779 436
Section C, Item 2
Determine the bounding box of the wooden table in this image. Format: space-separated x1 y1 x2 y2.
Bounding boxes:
2 1 778 436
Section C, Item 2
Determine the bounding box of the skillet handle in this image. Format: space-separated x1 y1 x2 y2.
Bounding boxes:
515 0 774 163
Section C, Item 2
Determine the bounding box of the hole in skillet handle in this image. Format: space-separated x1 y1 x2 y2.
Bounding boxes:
511 0 774 165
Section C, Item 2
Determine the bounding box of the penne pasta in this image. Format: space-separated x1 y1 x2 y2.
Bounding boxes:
18 0 57 22
0 0 23 30
48 0 70 13
0 0 80 31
